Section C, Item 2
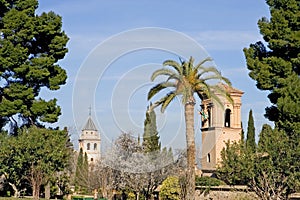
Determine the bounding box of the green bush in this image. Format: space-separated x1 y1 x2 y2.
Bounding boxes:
159 176 181 200
195 176 225 186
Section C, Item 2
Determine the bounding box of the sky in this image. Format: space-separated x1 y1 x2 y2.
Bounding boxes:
36 0 272 152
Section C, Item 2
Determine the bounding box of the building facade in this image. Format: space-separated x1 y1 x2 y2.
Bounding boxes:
78 116 101 163
201 85 243 173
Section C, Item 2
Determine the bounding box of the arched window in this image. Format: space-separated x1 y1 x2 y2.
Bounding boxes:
91 158 94 162
87 143 90 150
224 109 231 127
94 143 97 150
208 108 211 127
207 153 211 163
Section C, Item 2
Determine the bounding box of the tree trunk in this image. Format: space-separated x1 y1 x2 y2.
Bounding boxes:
30 165 43 200
32 181 40 200
45 182 50 200
184 101 196 200
8 182 19 198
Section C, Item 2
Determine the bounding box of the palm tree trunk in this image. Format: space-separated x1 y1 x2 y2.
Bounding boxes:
184 101 196 200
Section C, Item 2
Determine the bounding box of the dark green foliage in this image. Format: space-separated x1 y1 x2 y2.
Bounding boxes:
195 176 225 187
243 0 300 134
142 107 161 153
75 148 84 186
240 122 245 142
0 0 69 133
216 141 254 186
75 148 89 193
218 124 300 198
0 126 71 197
243 0 300 197
253 125 297 199
83 152 89 172
246 110 256 152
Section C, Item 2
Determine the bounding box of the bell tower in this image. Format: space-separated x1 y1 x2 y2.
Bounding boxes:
201 84 243 173
78 113 101 164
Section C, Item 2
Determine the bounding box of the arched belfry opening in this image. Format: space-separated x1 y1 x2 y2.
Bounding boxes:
224 108 231 127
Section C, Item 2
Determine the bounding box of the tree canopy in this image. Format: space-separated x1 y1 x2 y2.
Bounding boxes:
142 106 161 153
0 126 71 198
103 132 175 200
243 0 300 134
243 0 300 197
0 0 69 133
217 124 299 199
246 109 256 152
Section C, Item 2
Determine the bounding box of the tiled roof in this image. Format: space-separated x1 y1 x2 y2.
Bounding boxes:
82 117 97 131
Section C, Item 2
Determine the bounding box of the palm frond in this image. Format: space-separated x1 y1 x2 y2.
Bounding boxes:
198 75 226 83
147 82 176 100
181 84 194 105
166 74 181 82
160 92 177 113
148 56 233 114
220 76 232 86
197 66 221 77
187 57 195 75
197 84 233 108
212 84 234 105
163 60 183 75
195 82 211 100
181 57 194 76
195 57 213 69
150 68 178 81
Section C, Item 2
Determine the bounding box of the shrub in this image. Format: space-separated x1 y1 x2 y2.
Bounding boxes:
195 176 225 186
159 176 181 200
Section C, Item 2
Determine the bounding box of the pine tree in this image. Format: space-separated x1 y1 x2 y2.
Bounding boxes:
246 110 256 152
142 106 161 153
0 0 69 134
244 0 300 195
243 0 300 135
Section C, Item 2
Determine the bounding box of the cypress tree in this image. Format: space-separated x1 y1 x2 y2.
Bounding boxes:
168 147 174 162
241 122 245 143
75 148 84 187
83 152 89 175
75 149 89 192
142 106 161 153
246 110 256 152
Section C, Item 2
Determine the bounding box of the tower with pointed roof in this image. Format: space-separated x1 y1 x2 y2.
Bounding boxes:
200 84 243 174
78 114 101 163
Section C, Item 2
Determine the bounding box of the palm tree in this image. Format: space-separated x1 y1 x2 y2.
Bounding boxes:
148 56 232 200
